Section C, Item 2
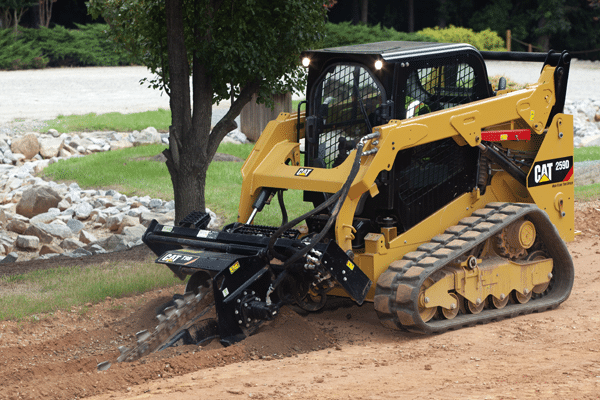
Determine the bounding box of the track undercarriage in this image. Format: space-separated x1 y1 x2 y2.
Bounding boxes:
374 202 574 333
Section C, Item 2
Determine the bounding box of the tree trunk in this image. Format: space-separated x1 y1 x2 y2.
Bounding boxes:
408 0 414 32
352 0 360 24
164 0 199 224
361 0 368 24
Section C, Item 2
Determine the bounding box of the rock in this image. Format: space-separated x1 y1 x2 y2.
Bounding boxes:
106 214 124 231
595 113 600 122
227 129 248 143
10 133 40 159
121 225 146 241
16 235 39 251
7 219 27 234
39 244 63 255
117 215 139 234
38 138 64 159
68 248 92 257
24 224 53 244
101 235 128 252
0 209 7 226
110 140 133 150
59 238 85 250
0 252 18 263
140 211 174 227
30 209 60 225
36 222 73 239
57 199 70 211
148 198 163 209
79 230 97 244
47 128 60 137
133 127 161 145
73 202 94 220
67 218 85 234
85 244 106 255
16 186 62 218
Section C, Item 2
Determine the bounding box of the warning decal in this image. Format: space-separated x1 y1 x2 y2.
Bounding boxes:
527 156 573 187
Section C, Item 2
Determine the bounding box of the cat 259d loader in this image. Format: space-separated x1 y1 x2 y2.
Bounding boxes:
119 41 575 361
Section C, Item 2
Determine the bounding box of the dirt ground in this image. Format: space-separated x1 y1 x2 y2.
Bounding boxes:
0 203 599 400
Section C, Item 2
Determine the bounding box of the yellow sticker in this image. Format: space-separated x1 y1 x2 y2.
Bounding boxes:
346 260 355 271
229 261 240 274
500 134 508 141
530 110 535 121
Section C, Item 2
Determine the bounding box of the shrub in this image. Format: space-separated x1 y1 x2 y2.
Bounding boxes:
416 25 505 51
320 22 432 48
0 29 48 70
19 24 139 67
319 23 505 52
0 24 138 70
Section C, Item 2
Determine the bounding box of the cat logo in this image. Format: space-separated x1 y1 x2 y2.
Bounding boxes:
534 162 553 183
295 168 313 177
527 156 573 187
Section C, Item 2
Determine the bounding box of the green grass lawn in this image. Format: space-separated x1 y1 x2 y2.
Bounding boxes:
0 259 181 320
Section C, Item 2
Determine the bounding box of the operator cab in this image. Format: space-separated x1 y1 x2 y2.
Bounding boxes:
301 41 493 170
300 42 495 238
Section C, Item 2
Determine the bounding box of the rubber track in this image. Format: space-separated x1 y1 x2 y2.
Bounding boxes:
117 286 215 362
374 202 575 334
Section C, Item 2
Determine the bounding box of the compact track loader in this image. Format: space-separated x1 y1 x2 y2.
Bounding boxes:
118 42 576 362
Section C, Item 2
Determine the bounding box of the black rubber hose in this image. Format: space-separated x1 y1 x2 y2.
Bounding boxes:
277 189 288 226
267 141 365 269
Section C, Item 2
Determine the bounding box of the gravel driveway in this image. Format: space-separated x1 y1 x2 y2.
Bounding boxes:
1 58 598 125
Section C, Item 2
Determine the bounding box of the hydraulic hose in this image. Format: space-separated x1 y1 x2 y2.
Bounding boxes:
267 140 365 269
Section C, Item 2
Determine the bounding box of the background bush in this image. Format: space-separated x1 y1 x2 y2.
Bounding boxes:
0 29 48 70
0 23 138 70
319 21 432 48
321 22 506 52
1 22 505 71
416 25 505 51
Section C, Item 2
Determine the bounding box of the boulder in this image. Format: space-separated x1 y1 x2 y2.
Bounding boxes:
10 133 40 159
67 218 85 234
7 219 27 234
0 209 7 226
59 238 85 250
16 186 62 218
84 244 106 255
121 225 147 241
39 244 63 255
79 229 97 244
110 140 134 150
106 214 123 231
24 224 53 244
36 222 73 239
101 235 128 252
38 138 64 159
117 215 140 234
133 127 162 145
16 235 39 251
0 252 18 263
73 202 94 220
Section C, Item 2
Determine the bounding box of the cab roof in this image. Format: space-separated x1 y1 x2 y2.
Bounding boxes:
303 41 479 62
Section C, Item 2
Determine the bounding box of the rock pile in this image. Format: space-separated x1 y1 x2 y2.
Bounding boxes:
565 99 600 147
0 126 240 263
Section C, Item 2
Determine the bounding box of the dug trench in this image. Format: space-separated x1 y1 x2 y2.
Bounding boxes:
0 201 599 400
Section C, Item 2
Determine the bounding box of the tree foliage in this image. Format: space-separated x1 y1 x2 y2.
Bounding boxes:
88 0 327 222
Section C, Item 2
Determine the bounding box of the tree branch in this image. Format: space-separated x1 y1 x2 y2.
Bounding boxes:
207 79 262 157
